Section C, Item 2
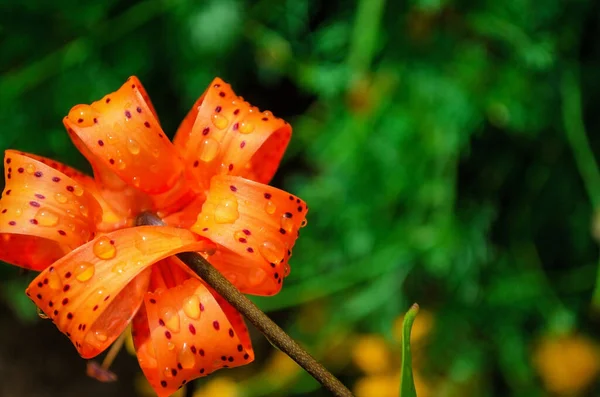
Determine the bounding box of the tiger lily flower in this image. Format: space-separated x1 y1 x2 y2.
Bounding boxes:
0 77 307 396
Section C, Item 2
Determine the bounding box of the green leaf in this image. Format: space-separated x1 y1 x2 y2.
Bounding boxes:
399 303 419 397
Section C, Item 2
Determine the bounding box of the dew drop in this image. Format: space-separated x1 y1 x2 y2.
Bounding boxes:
117 159 127 170
48 271 63 291
93 236 116 260
127 138 141 155
182 295 201 319
25 164 36 174
132 176 141 188
211 113 229 130
75 262 95 282
54 193 68 204
14 208 22 218
233 230 247 242
151 148 160 158
178 343 196 369
94 331 108 342
239 121 255 134
161 307 181 333
68 104 97 127
35 208 59 227
167 342 175 352
248 268 267 287
280 215 294 233
258 241 285 264
214 198 239 224
265 200 277 215
111 262 126 274
199 138 220 162
73 185 84 197
79 204 89 217
37 307 49 319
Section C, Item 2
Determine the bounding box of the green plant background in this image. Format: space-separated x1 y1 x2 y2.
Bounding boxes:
1 0 600 396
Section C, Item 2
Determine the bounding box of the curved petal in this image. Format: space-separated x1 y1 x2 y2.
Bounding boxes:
190 175 308 296
132 277 254 397
173 77 292 191
63 76 186 196
15 151 129 232
0 151 102 270
25 226 207 359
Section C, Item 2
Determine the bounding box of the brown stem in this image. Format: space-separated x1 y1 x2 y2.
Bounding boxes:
135 212 354 397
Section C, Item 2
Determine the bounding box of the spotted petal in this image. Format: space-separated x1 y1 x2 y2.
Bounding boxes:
173 77 292 192
63 76 191 213
0 151 102 270
25 226 208 358
132 275 254 397
190 175 308 296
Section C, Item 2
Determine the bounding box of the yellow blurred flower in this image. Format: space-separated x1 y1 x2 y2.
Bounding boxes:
533 333 600 396
354 371 431 397
192 377 240 397
354 374 399 397
352 334 393 374
264 350 301 381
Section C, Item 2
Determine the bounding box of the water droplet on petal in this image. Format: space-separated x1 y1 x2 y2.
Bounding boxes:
95 330 108 342
199 138 220 162
75 262 95 282
111 262 126 274
214 198 239 224
178 343 196 369
127 138 141 155
117 159 127 170
161 307 180 333
79 204 89 217
258 241 285 264
211 113 229 130
151 148 160 158
14 208 22 217
35 208 60 227
265 201 276 215
93 236 116 260
248 268 267 286
73 185 84 197
233 230 247 242
132 176 140 188
280 215 294 233
54 193 68 204
167 342 175 351
25 164 36 174
68 104 97 127
48 271 63 290
239 121 255 134
183 295 201 319
37 307 49 319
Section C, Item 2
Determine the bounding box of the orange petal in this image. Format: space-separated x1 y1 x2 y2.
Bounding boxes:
132 277 254 397
190 175 308 296
0 151 102 270
25 226 207 359
173 77 292 191
13 151 129 232
63 76 186 196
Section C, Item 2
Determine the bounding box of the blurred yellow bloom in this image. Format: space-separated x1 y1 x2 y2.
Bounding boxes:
354 374 399 397
354 372 431 397
393 309 435 345
533 333 600 396
192 377 240 397
352 334 392 374
264 350 301 380
134 372 186 397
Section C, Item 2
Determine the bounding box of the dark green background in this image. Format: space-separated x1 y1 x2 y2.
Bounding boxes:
1 0 600 396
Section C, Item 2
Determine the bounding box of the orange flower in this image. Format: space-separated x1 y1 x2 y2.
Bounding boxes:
0 77 307 397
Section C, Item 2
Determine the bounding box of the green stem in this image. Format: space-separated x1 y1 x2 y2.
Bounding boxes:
346 0 387 78
560 67 600 309
135 212 353 397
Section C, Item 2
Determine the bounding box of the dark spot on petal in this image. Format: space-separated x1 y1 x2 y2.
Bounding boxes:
243 229 251 235
65 272 72 278
136 107 142 113
149 298 156 304
52 176 60 182
30 219 38 225
18 168 24 173
67 313 73 320
264 193 272 199
213 321 220 330
228 328 234 337
63 284 70 292
34 171 42 178
229 185 237 192
125 110 132 119
215 106 222 113
29 201 40 208
279 228 286 234
165 331 172 339
246 247 254 253
189 324 196 335
144 121 151 128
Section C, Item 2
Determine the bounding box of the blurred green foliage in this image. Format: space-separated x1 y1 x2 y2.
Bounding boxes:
2 0 600 396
